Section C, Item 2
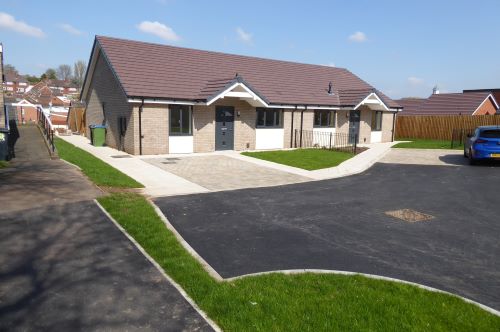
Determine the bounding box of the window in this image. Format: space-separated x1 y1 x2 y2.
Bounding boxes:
256 108 282 128
169 105 192 135
314 110 336 127
372 111 383 131
480 129 500 138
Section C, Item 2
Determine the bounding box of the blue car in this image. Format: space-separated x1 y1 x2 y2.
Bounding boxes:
464 126 500 165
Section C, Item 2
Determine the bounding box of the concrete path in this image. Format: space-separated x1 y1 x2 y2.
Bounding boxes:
0 125 213 331
155 162 500 310
59 134 209 197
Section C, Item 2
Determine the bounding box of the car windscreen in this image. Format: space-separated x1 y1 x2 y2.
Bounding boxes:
480 129 500 138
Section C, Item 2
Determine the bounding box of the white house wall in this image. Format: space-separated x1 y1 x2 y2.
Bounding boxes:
169 136 194 153
255 128 284 150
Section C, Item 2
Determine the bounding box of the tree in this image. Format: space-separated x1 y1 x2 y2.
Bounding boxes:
25 75 41 84
4 64 18 76
56 64 72 81
73 60 86 88
44 68 57 80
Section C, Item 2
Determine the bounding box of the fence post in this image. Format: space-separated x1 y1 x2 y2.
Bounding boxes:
294 129 297 148
354 134 358 154
51 129 54 151
329 132 332 150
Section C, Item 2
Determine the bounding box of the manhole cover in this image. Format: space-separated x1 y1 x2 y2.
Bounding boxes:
111 155 132 158
385 209 434 222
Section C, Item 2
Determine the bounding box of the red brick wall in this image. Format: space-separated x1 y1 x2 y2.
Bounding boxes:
474 97 497 115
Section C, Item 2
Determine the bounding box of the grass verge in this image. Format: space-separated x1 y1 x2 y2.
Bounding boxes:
0 160 8 169
393 139 462 150
55 138 143 188
242 149 354 170
98 192 500 331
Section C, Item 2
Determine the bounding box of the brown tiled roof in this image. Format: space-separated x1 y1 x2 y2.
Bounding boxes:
94 36 400 108
4 72 27 83
421 93 495 115
394 98 426 115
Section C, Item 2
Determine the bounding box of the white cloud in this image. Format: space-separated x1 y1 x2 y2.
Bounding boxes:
348 31 367 43
236 27 253 45
137 20 180 42
0 12 44 38
408 76 425 85
59 23 83 35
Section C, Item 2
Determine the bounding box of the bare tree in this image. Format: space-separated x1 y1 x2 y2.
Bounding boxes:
4 64 18 76
73 60 87 88
56 64 72 81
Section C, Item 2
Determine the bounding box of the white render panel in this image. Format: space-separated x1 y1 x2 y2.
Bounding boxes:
255 128 284 150
169 136 194 154
371 131 382 143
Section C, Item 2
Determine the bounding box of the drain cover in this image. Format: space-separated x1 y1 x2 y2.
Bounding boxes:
162 161 177 164
165 158 180 161
385 209 434 222
111 155 132 159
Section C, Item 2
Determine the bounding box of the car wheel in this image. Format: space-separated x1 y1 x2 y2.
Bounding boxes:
468 149 476 165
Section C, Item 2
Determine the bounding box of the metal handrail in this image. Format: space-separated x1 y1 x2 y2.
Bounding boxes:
37 106 55 152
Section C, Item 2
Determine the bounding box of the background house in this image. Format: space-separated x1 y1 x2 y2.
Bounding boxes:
396 87 498 116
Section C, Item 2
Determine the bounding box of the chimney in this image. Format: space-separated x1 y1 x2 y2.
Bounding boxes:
432 85 440 95
327 81 333 95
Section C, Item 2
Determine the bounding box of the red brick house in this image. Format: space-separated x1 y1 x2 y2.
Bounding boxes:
81 36 402 155
396 90 498 116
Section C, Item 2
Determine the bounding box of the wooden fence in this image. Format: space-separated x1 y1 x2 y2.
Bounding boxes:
67 107 86 135
395 115 500 140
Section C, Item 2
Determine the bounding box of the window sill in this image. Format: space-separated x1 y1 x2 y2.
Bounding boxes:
256 126 283 129
169 133 193 137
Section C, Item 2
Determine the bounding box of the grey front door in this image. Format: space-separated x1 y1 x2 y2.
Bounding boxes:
349 110 361 144
215 106 234 150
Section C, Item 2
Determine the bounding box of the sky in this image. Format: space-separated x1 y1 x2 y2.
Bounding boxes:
1 0 499 99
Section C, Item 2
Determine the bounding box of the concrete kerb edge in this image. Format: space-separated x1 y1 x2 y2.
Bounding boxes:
150 201 224 281
93 199 223 332
232 142 398 181
59 158 82 170
148 202 500 317
227 270 500 317
98 199 500 318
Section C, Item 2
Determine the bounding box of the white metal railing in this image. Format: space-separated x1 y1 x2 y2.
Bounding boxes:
37 106 55 152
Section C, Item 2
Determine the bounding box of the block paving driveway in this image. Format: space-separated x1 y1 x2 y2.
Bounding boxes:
155 162 500 310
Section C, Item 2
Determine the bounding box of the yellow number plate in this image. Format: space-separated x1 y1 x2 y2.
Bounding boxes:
491 154 500 158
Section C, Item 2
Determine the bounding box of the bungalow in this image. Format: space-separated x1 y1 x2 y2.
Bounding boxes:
396 87 499 116
81 36 402 155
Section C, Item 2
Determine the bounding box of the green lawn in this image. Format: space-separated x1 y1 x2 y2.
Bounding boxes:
0 160 8 169
98 193 500 331
55 138 143 188
242 149 354 170
393 139 461 150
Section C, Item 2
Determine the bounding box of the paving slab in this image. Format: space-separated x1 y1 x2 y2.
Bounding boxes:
155 162 500 310
145 155 310 191
380 148 466 166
